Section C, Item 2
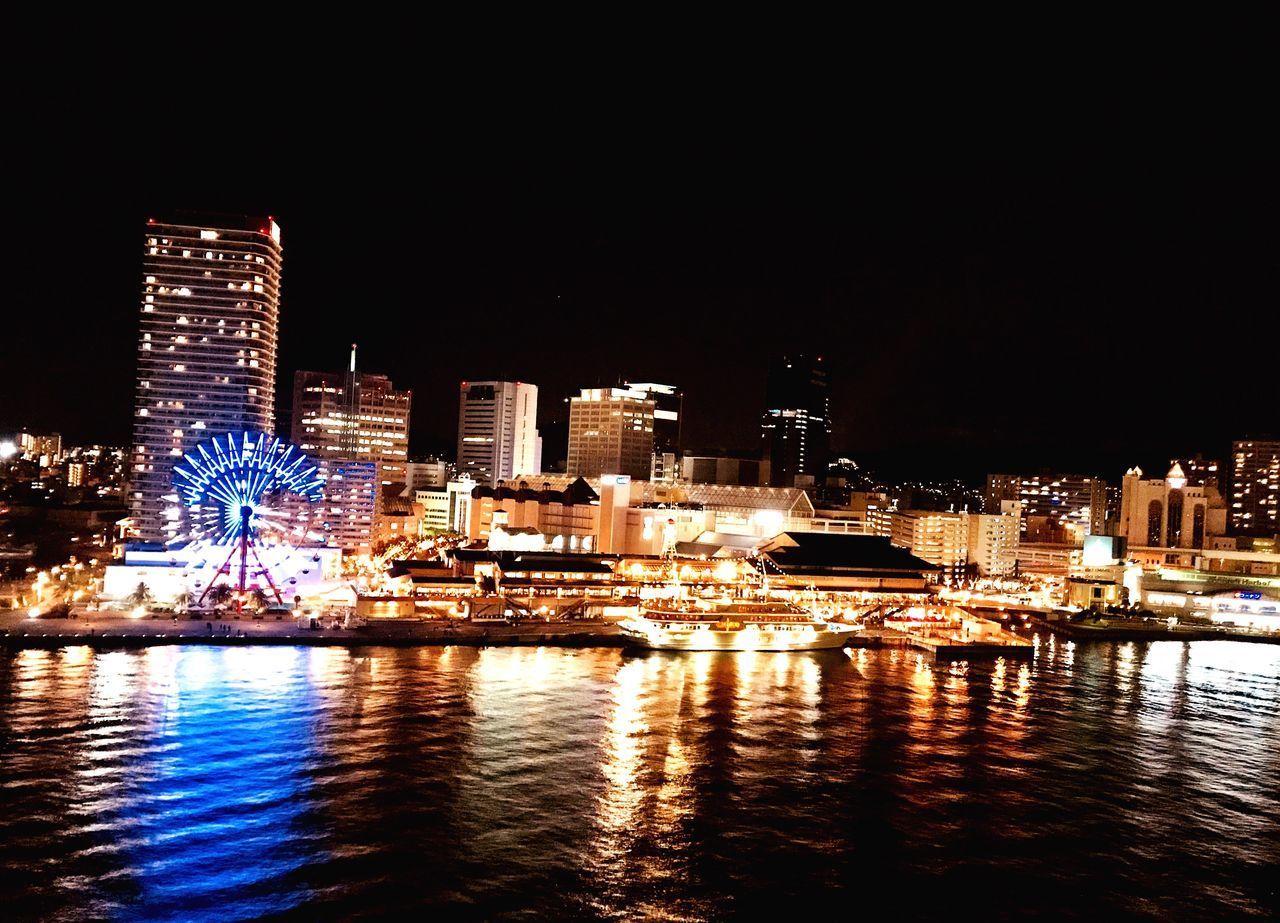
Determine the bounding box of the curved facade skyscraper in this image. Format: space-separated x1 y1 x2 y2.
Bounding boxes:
130 215 283 543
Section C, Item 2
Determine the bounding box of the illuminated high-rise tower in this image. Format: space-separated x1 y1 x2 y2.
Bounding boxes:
291 348 412 553
130 214 283 543
1231 438 1280 535
291 350 412 485
761 354 830 488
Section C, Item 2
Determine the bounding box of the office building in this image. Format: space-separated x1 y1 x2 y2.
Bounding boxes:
680 453 770 487
319 459 378 554
761 355 830 488
291 361 411 485
130 215 283 543
985 472 1108 537
624 382 682 480
566 387 654 480
457 381 540 484
1231 438 1280 536
415 488 452 533
291 357 411 550
405 459 450 492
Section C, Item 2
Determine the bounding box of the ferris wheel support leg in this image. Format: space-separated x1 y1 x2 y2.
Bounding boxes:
236 506 252 613
249 542 286 606
197 542 242 607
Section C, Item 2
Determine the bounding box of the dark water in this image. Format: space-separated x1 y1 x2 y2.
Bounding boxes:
1 638 1278 921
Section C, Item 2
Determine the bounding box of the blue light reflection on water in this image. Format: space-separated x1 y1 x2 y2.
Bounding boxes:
107 647 322 921
0 646 341 921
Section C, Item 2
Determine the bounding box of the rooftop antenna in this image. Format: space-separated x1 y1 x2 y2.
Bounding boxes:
341 343 360 457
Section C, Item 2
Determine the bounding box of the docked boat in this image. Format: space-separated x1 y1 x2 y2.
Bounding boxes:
619 600 858 651
620 518 858 651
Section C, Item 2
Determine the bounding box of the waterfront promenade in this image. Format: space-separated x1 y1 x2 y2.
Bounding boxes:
0 611 1037 660
0 612 628 649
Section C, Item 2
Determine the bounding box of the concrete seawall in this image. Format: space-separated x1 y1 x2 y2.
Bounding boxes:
1027 615 1280 645
0 615 630 650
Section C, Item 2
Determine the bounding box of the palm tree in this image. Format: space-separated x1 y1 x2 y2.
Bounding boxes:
128 582 152 607
207 585 234 609
174 591 192 614
248 587 270 612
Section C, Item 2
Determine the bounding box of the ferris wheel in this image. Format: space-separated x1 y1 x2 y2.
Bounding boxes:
172 432 325 607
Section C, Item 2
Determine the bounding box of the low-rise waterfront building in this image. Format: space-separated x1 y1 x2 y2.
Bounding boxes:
755 532 939 593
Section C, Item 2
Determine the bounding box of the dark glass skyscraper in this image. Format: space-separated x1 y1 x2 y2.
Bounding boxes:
761 355 830 488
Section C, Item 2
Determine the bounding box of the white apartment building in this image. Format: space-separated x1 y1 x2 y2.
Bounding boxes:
131 215 283 543
889 509 1020 579
966 512 1020 576
890 511 969 580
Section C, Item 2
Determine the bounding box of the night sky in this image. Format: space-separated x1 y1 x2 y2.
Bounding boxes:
4 139 1276 483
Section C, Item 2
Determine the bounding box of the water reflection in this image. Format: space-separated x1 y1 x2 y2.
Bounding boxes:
0 642 1277 920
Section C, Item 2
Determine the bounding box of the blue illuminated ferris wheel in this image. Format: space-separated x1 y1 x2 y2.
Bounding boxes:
173 432 325 606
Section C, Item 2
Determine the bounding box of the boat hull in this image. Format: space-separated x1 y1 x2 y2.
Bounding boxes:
619 622 857 652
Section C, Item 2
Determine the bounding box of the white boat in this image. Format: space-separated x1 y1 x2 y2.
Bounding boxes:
619 600 858 651
620 519 858 651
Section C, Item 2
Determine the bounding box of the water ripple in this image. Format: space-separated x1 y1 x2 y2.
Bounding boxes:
1 641 1277 920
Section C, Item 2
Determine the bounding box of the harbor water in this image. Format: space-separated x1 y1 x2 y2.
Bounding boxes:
1 638 1277 920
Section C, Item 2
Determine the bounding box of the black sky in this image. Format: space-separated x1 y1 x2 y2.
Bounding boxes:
3 124 1276 483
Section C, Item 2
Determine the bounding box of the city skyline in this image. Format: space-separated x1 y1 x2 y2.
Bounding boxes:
4 161 1277 482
